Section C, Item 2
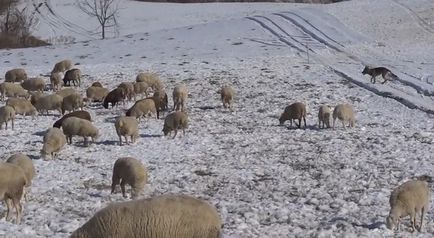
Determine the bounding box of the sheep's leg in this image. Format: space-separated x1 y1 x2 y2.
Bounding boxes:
12 198 21 224
297 119 301 128
120 180 127 198
4 121 7 130
11 119 14 130
410 211 416 232
341 120 346 129
119 136 122 146
173 129 178 139
418 207 426 232
111 177 119 194
124 136 129 145
5 199 12 221
303 116 306 128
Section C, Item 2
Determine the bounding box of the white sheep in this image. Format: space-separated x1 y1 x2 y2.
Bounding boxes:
33 94 63 116
40 127 67 160
135 72 160 89
279 102 307 128
318 105 331 129
5 68 27 83
153 88 168 114
332 103 355 129
6 98 38 119
6 153 36 201
111 157 147 198
61 117 99 146
50 71 63 91
114 116 139 146
118 82 135 102
63 68 81 87
220 85 235 110
21 78 46 92
133 81 150 99
172 84 188 111
56 87 77 98
51 59 73 74
0 105 15 130
70 194 222 238
126 98 157 121
163 111 188 138
86 86 109 102
386 179 431 232
61 93 84 115
0 82 29 101
0 162 27 224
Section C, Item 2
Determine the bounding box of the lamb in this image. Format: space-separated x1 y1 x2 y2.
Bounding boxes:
50 72 63 91
111 157 147 198
40 127 67 160
126 98 157 121
6 98 38 119
103 88 125 109
5 68 27 83
56 87 77 98
163 111 188 138
0 82 29 101
172 84 188 111
86 86 109 103
33 94 63 116
114 116 139 146
63 68 81 87
53 110 92 128
220 85 234 110
332 103 355 129
70 194 222 238
386 179 431 232
91 82 103 88
0 106 15 130
61 117 99 146
279 102 307 128
318 105 331 129
6 153 36 201
0 162 27 224
133 81 150 99
61 93 84 115
21 78 46 92
51 59 73 74
118 82 135 101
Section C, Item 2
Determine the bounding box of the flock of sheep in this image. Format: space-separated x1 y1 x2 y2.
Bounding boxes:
0 58 430 236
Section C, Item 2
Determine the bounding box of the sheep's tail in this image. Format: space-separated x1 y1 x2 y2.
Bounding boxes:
416 174 433 183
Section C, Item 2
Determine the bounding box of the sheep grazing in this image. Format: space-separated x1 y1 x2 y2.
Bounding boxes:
63 68 81 87
0 106 15 130
86 86 109 103
50 72 63 91
279 102 307 128
118 82 135 102
126 98 157 121
115 116 139 146
56 87 77 98
70 194 222 238
0 162 27 224
21 78 46 92
51 59 73 74
111 157 147 198
103 88 125 109
61 117 99 146
33 94 63 116
0 82 29 101
386 179 431 232
153 88 168 112
53 110 92 128
318 105 331 129
91 82 103 88
172 84 188 111
61 93 84 115
220 85 235 110
6 153 36 201
332 103 355 129
163 111 188 138
5 68 27 83
41 127 67 160
135 72 160 88
6 98 38 119
133 81 150 99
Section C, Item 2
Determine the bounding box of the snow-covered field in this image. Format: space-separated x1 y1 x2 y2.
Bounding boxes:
1 0 434 237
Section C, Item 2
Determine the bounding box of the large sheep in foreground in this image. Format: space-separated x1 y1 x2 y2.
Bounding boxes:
51 59 73 74
0 82 29 101
332 103 355 129
279 102 306 128
53 110 92 128
33 94 63 116
126 98 157 121
6 154 36 201
103 88 125 109
21 78 46 92
61 117 99 146
70 194 222 238
318 105 331 129
5 68 27 83
115 116 139 146
0 162 27 224
86 86 109 102
63 68 81 87
163 111 188 138
172 84 188 111
0 105 15 130
386 179 431 232
61 93 84 115
6 98 38 119
50 72 63 91
111 157 147 198
41 127 67 160
220 85 234 110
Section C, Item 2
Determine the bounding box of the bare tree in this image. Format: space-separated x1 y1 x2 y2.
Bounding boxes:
78 0 120 39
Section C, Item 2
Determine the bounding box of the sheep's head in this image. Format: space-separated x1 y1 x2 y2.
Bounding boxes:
162 126 170 136
278 114 286 125
386 215 398 230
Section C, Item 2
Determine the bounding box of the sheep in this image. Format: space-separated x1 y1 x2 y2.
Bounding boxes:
5 68 27 83
115 116 139 146
163 111 188 138
53 110 92 128
0 162 27 224
172 84 188 111
50 72 63 91
70 194 222 238
91 82 103 88
133 81 150 99
135 72 159 87
6 153 36 201
63 68 81 87
153 88 168 112
33 94 63 116
56 87 77 98
111 157 147 198
118 82 135 102
51 59 73 74
86 86 109 103
61 93 84 115
6 98 38 119
0 106 15 130
0 82 29 101
220 85 234 110
318 105 331 129
21 78 46 92
40 127 67 160
332 103 355 129
61 117 99 146
279 102 307 128
103 88 125 109
126 98 157 121
386 179 431 232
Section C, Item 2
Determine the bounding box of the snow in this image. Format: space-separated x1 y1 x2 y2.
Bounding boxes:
1 0 434 237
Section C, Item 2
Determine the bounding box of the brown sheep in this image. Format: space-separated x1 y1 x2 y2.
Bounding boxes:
279 102 307 128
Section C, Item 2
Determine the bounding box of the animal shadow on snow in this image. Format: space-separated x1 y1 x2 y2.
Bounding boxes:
33 130 48 136
329 217 383 230
140 133 162 138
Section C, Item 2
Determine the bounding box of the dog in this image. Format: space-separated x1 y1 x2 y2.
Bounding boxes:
362 66 399 84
